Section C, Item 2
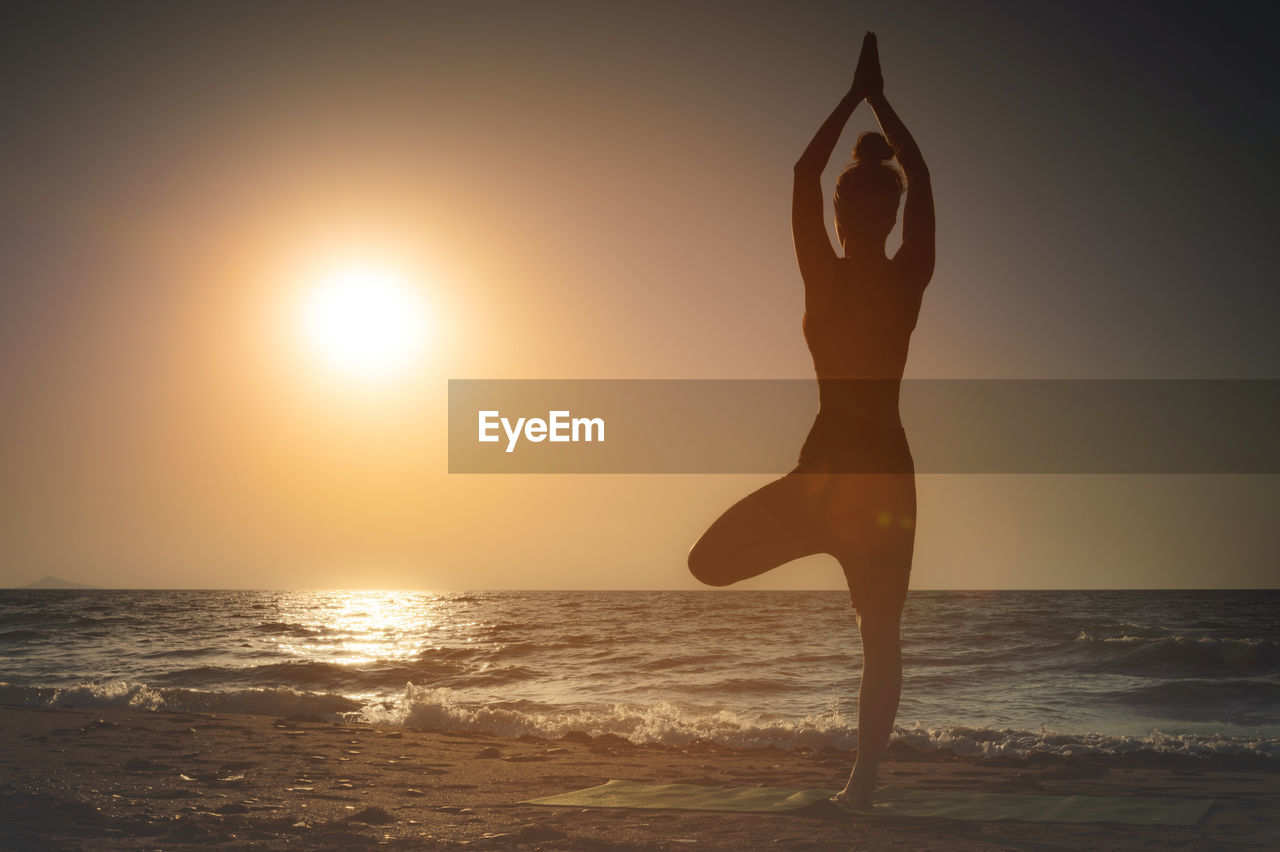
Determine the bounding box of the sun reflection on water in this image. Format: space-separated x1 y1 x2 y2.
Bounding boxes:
269 591 473 665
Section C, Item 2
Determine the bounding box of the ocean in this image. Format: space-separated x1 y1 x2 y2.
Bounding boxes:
1 589 1277 761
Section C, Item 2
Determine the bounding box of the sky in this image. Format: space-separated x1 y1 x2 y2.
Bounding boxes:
1 0 1276 590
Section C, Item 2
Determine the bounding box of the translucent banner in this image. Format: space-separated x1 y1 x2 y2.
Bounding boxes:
447 380 1280 473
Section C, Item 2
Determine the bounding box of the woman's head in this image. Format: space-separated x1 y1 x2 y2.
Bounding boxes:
833 131 903 245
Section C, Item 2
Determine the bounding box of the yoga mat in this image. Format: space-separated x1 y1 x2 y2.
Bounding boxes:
525 779 1213 826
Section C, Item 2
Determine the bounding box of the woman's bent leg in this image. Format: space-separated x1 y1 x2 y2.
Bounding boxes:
688 473 828 587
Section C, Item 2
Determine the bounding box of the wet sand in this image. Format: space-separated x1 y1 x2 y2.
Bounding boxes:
1 705 1276 850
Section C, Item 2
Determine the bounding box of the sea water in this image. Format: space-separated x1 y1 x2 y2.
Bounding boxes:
1 589 1277 760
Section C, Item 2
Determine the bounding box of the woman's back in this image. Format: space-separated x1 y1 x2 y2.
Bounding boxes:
802 255 924 382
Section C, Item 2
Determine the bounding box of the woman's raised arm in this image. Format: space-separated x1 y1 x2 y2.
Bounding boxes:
868 87 934 286
792 89 859 283
792 34 879 285
850 33 934 285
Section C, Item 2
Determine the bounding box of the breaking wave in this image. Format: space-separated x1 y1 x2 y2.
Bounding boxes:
0 680 360 718
4 678 1278 763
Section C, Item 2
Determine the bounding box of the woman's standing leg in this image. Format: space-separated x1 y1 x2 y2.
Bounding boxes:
842 604 903 808
829 473 916 809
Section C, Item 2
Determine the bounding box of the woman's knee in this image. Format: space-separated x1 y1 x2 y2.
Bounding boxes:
856 610 902 655
687 538 732 587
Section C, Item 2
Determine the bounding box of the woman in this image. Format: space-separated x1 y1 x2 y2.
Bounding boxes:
687 32 933 809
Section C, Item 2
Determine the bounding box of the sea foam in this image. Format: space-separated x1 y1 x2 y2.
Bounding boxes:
4 677 1278 761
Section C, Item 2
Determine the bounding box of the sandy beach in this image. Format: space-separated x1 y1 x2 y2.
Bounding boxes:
1 705 1275 850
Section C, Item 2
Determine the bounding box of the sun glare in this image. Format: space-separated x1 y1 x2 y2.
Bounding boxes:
299 262 427 379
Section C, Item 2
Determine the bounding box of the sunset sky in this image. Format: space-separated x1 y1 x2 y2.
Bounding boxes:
1 0 1276 589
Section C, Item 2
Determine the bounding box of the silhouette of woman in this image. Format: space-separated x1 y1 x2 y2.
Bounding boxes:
688 32 933 809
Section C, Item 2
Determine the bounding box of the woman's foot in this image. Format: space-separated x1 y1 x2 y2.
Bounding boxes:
831 763 877 810
829 785 873 810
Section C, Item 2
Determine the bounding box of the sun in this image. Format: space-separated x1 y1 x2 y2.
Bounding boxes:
299 261 428 379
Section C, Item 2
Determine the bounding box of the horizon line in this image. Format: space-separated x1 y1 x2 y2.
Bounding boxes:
5 586 1277 593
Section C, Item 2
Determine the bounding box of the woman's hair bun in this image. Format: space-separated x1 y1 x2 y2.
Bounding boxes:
852 131 894 164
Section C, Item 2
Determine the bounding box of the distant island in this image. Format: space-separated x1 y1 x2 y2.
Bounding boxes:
17 575 100 590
